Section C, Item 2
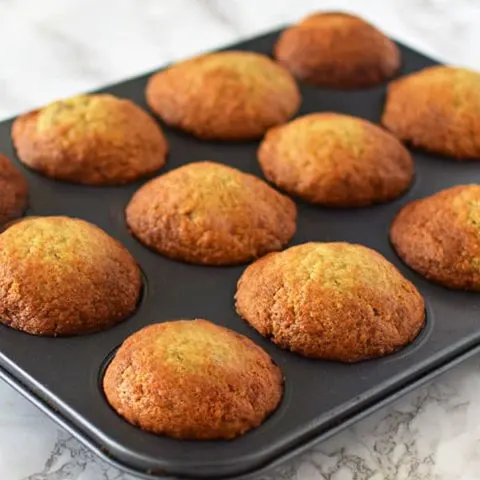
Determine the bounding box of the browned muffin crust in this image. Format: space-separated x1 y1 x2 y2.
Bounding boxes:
0 154 28 226
391 185 480 290
258 113 413 207
12 94 168 185
0 216 142 336
274 12 400 88
235 242 425 362
382 66 480 159
126 161 297 265
103 319 283 439
146 51 301 140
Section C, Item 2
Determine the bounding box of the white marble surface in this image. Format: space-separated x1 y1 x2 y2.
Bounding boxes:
0 0 479 479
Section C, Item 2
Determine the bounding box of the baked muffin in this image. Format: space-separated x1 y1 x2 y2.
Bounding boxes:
274 12 400 88
0 216 141 336
126 161 297 265
236 242 425 362
0 154 28 226
12 94 168 185
258 113 413 207
103 319 283 439
391 185 480 290
382 66 480 159
146 51 300 140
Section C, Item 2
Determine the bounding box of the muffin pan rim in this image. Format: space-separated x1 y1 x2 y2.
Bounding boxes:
2 339 479 480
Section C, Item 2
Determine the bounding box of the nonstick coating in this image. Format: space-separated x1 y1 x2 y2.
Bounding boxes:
0 30 479 480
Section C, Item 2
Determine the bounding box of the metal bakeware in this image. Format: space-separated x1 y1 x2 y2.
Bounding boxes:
0 30 479 480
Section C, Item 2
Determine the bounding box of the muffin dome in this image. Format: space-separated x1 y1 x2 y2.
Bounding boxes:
274 12 400 88
382 66 480 159
236 242 425 362
0 216 141 335
103 319 283 439
12 94 168 185
258 113 413 207
126 161 297 265
146 51 300 140
0 154 28 226
391 185 480 290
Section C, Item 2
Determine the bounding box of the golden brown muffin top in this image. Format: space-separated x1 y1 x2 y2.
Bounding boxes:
395 66 480 101
0 216 141 336
36 94 163 148
103 319 283 439
236 242 425 362
146 51 300 140
274 12 400 88
167 161 247 216
2 216 109 262
263 113 368 165
390 185 480 290
452 185 480 227
242 242 410 293
382 66 480 158
126 161 297 265
117 320 272 374
0 154 28 226
174 51 295 91
258 113 413 206
388 67 480 116
12 94 168 185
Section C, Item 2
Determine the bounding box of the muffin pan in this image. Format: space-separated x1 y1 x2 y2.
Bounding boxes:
0 30 480 480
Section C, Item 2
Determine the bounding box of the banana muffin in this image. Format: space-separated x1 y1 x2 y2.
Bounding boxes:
146 51 300 140
236 242 425 362
258 113 413 207
391 185 480 290
103 319 283 439
12 94 168 185
274 12 400 88
126 161 297 265
0 216 141 335
0 154 28 226
382 66 480 159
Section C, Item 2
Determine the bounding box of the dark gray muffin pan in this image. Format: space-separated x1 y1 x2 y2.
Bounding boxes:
0 29 479 480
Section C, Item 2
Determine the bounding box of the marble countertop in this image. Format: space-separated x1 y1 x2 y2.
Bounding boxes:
0 1 479 479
